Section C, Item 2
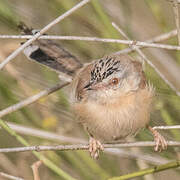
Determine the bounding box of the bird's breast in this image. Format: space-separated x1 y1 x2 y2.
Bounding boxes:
73 87 153 142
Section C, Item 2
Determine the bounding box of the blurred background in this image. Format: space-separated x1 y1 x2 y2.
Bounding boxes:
0 0 180 179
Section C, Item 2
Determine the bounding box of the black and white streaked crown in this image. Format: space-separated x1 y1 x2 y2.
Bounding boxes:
90 56 123 82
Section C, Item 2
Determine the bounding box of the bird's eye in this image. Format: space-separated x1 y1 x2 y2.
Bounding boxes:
111 78 119 85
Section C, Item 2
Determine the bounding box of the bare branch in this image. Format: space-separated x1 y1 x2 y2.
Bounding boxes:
32 161 43 180
112 21 144 64
0 141 180 153
0 82 69 118
153 125 180 130
1 34 180 51
0 29 177 42
0 0 91 70
116 29 177 54
4 122 169 165
112 22 130 40
0 172 24 180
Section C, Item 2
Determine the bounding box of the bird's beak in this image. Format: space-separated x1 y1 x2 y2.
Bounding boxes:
84 81 104 91
84 82 94 90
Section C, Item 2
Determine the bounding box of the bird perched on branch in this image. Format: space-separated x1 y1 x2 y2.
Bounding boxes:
19 23 167 159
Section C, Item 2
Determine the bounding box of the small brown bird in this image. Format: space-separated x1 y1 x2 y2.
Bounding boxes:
71 55 167 158
21 25 167 159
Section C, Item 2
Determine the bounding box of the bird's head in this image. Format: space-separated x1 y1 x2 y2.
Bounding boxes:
83 55 145 102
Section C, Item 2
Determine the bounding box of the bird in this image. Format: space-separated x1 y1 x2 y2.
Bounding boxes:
19 24 167 159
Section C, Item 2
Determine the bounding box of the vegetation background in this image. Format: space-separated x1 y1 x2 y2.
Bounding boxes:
0 0 180 179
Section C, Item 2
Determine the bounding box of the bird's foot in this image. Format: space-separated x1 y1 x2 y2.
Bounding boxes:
89 137 104 159
148 126 167 152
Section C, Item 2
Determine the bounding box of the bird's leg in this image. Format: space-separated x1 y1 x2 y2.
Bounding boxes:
148 126 167 152
89 137 104 159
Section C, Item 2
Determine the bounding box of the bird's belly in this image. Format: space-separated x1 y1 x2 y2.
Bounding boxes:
74 99 150 142
83 109 141 142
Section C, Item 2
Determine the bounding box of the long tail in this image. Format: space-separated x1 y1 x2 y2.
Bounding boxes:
18 22 82 80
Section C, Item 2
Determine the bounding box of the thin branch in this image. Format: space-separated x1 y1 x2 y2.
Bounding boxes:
4 123 169 165
0 82 69 118
112 21 144 65
32 161 43 180
112 22 130 40
172 0 180 45
0 141 180 153
6 124 168 165
1 34 180 51
109 160 180 180
0 0 90 70
0 172 24 180
112 22 180 96
0 30 177 42
116 29 177 54
3 122 174 164
153 125 180 130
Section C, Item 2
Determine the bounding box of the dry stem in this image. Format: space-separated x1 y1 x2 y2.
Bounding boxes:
0 141 179 153
0 82 69 118
32 161 43 180
1 34 180 51
0 172 24 180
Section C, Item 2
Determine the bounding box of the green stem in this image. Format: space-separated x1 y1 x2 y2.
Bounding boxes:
0 119 76 180
108 160 180 180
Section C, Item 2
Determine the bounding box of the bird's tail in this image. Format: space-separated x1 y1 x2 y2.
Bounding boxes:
18 22 82 81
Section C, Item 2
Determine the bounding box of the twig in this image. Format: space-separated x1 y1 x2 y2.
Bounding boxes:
0 0 90 70
172 0 180 45
0 141 180 153
0 82 69 118
112 22 180 96
32 161 43 180
0 172 24 180
116 29 177 54
0 30 176 42
112 23 130 40
108 160 180 180
112 21 144 64
4 122 169 165
153 125 180 130
1 34 180 51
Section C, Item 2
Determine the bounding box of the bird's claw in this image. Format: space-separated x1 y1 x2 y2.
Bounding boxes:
148 126 167 152
153 130 167 152
89 137 104 159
